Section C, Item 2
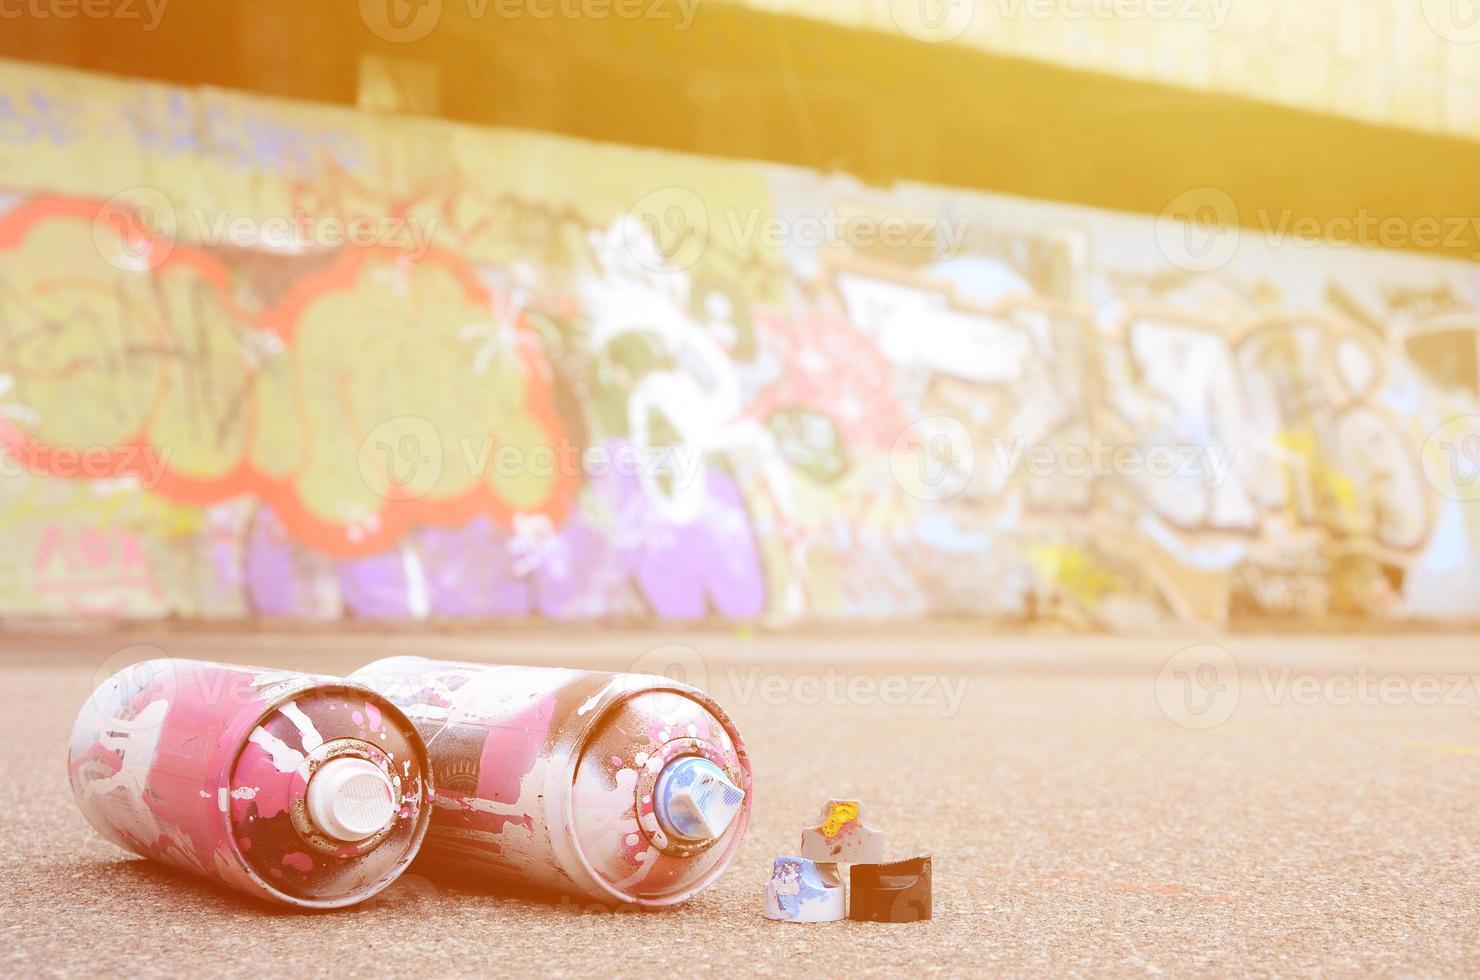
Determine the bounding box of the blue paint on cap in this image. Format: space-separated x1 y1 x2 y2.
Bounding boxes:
654 756 745 842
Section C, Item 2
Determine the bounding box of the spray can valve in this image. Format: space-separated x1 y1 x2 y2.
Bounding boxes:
306 757 398 843
654 756 745 842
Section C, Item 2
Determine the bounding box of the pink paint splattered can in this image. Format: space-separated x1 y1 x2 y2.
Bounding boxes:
351 656 752 908
68 659 433 908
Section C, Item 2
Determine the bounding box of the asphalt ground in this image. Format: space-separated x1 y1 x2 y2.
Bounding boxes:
3 629 1477 977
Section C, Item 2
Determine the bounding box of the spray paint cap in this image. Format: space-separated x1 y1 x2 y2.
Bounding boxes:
849 856 933 922
654 756 746 842
306 757 397 842
763 856 846 922
800 799 885 864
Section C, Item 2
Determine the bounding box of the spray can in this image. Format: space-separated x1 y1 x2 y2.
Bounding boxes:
68 659 432 908
350 656 752 908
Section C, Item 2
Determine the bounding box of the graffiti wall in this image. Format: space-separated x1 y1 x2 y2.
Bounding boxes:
1 59 1477 625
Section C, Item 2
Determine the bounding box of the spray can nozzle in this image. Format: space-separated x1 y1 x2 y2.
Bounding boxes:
653 756 745 843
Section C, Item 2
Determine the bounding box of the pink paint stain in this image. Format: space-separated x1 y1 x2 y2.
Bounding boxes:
231 741 305 821
476 694 556 805
281 851 314 873
365 702 382 733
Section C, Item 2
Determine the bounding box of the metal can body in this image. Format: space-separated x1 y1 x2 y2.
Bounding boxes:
352 656 753 908
68 659 432 908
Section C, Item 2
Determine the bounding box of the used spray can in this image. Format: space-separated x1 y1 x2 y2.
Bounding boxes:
68 659 433 908
350 656 752 908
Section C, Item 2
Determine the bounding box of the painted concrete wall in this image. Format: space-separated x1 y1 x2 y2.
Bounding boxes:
0 59 1477 624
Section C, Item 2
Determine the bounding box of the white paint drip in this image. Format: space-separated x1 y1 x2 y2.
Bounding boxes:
248 726 306 772
279 702 325 753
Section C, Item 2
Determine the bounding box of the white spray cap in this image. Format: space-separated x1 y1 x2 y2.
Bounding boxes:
306 757 397 842
654 756 746 842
